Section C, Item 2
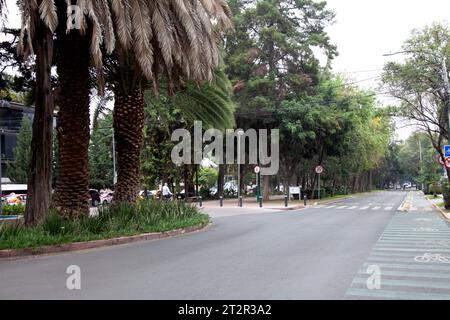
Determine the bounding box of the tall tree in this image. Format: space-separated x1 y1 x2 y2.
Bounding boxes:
382 22 450 182
224 0 337 199
18 0 55 225
107 0 233 203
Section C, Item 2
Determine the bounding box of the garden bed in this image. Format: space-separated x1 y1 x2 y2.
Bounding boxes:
0 201 209 250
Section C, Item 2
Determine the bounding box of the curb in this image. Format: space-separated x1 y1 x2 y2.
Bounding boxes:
0 223 210 260
425 197 450 221
271 205 306 211
397 192 412 212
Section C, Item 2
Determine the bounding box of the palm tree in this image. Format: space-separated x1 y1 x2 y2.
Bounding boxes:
16 0 55 225
19 0 115 219
172 69 236 130
109 0 233 203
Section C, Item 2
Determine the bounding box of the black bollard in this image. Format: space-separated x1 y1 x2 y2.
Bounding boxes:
239 196 243 207
259 196 263 208
220 196 223 207
284 195 288 207
199 196 202 207
304 194 307 206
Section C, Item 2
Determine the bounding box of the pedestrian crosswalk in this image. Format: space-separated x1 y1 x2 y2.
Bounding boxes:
310 204 434 212
345 208 450 300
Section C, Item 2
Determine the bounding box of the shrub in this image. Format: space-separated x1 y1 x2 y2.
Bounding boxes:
442 182 450 210
1 204 25 216
428 182 442 195
42 212 76 236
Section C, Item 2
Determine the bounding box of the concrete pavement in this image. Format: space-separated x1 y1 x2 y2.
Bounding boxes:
1 190 446 299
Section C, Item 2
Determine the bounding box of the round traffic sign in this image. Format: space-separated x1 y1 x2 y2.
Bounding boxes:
254 166 261 174
445 157 450 169
438 154 445 165
315 165 324 174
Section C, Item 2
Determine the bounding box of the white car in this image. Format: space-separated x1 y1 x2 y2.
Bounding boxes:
100 192 114 205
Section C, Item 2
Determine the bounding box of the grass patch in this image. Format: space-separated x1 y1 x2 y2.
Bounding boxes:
0 201 209 250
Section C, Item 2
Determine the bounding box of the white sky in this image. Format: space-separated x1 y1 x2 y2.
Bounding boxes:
3 0 450 140
324 0 450 140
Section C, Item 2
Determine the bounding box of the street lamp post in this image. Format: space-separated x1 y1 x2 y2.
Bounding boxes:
440 55 450 145
237 130 244 207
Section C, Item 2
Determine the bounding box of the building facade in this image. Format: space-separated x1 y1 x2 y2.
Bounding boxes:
0 100 34 182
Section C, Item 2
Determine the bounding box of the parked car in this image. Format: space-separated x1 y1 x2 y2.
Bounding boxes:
100 192 114 205
5 193 26 206
139 190 154 200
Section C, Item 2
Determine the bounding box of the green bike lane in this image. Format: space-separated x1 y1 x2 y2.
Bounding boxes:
346 191 450 300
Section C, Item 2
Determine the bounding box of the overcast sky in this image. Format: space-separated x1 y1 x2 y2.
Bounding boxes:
3 0 450 140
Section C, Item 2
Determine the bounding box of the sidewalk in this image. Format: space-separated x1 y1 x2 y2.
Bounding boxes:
200 194 353 218
425 194 450 220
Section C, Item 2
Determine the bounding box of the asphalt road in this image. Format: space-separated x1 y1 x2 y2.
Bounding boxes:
0 191 422 299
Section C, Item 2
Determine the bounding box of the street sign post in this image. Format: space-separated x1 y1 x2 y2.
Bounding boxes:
315 166 324 174
445 146 450 158
445 157 450 170
315 166 324 200
254 166 261 202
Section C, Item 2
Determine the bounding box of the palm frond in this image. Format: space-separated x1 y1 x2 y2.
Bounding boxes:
39 0 57 32
173 69 236 130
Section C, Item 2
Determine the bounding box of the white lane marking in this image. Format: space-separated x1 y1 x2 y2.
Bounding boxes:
326 205 336 209
359 206 370 210
384 206 393 211
372 206 381 210
348 206 358 210
336 206 347 209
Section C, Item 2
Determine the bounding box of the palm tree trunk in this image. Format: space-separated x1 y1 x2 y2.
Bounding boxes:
25 9 54 226
113 86 145 203
53 29 91 218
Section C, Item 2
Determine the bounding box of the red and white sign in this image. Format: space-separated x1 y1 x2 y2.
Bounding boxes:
445 157 450 169
438 155 445 165
315 165 324 174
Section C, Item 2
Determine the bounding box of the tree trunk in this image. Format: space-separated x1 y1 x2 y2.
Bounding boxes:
113 86 145 203
25 10 54 226
53 26 91 218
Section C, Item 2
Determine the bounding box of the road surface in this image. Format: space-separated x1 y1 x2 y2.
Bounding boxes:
1 191 449 299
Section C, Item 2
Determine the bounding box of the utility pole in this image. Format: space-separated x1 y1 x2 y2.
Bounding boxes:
418 137 424 191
